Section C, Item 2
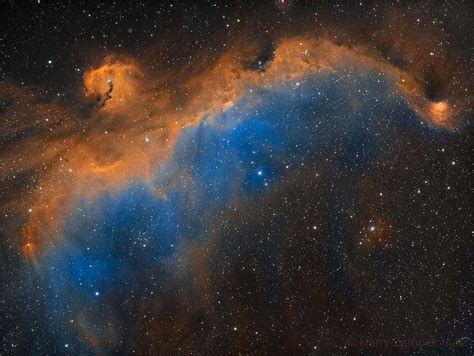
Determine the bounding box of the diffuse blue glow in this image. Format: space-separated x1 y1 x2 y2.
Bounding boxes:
37 68 441 351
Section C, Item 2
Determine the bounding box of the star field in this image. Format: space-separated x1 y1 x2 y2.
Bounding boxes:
0 0 472 354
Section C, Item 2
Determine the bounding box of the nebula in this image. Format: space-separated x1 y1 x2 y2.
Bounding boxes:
12 36 467 259
83 57 143 110
0 1 471 354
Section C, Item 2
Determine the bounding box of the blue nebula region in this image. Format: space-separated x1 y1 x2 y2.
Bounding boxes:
37 68 443 352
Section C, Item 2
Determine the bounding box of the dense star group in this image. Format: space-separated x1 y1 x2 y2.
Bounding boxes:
0 0 471 354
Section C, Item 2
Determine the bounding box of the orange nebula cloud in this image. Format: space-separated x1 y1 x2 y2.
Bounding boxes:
0 33 465 261
428 101 451 124
83 56 143 111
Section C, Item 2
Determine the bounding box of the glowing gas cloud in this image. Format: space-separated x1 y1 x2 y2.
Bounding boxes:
0 2 471 353
0 35 467 257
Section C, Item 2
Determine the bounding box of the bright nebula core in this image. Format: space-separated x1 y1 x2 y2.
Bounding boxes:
0 1 472 354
